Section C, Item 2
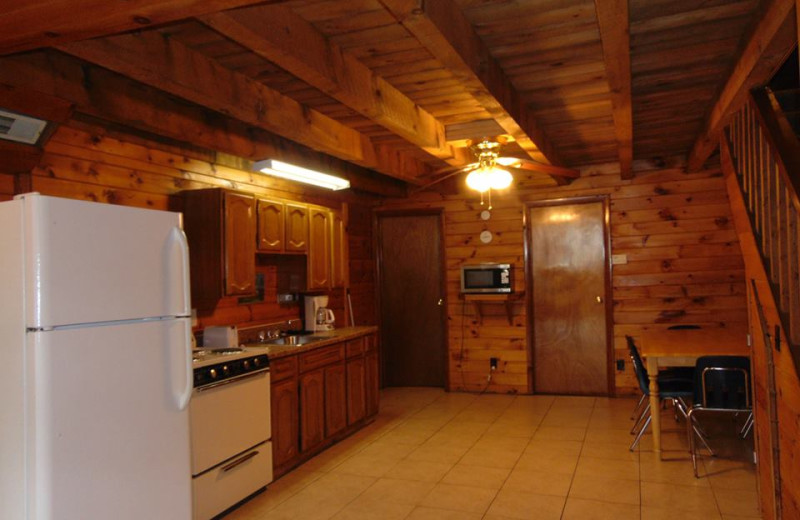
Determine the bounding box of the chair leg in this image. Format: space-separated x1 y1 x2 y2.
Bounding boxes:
740 412 754 439
630 415 651 451
631 402 650 435
687 409 699 477
631 393 647 420
691 419 714 456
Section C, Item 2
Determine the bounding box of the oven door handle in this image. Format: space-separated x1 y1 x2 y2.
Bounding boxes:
221 450 259 473
195 367 269 392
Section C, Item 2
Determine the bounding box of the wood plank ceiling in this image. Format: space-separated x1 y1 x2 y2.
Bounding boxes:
0 0 795 190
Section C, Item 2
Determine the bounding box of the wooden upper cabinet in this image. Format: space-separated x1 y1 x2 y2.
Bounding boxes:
224 191 256 296
257 198 285 252
307 208 331 290
331 210 347 288
285 203 309 252
181 188 256 307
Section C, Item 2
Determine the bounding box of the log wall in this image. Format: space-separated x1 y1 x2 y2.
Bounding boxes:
24 123 377 332
379 161 749 395
0 173 13 201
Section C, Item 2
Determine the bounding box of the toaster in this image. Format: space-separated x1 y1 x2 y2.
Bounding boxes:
202 325 239 348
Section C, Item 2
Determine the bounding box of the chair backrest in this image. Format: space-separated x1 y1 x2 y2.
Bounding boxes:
693 356 751 410
667 324 701 330
625 336 649 395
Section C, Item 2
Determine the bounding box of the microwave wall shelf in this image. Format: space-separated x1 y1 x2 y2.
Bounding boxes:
463 292 524 325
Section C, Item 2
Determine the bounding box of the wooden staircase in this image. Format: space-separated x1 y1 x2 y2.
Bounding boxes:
725 87 800 363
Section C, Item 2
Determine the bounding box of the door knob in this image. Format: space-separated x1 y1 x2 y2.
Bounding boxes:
437 298 443 306
596 296 603 303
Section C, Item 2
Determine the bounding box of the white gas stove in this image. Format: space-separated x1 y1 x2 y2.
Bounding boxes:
190 347 272 519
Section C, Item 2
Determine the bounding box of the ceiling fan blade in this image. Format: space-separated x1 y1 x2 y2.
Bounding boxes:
505 158 580 179
411 165 479 193
426 162 479 177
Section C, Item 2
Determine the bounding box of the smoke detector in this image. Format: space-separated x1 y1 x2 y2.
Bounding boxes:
0 109 48 145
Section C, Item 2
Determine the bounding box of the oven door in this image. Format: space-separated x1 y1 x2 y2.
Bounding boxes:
189 369 270 475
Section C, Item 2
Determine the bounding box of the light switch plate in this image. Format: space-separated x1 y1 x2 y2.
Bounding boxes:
612 254 628 265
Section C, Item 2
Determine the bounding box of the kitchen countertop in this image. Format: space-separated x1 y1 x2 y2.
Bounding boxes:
243 326 378 360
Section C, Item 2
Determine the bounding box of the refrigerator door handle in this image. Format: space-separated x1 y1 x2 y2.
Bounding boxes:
175 318 194 410
171 226 192 316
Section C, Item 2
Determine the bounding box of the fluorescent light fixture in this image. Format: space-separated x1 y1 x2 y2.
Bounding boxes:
253 159 350 191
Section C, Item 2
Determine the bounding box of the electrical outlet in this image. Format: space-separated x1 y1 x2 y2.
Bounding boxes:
490 357 498 370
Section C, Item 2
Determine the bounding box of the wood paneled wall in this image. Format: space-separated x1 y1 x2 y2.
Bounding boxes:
379 162 749 395
22 123 376 332
0 173 13 201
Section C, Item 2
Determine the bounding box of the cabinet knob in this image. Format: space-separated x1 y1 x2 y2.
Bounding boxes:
437 298 443 306
596 296 603 303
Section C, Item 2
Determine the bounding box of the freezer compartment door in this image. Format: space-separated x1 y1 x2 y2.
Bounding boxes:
24 194 190 327
29 318 192 520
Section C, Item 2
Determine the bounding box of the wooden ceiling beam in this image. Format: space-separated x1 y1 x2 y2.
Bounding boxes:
58 30 428 182
687 0 796 172
0 51 407 197
0 0 284 56
201 5 468 166
594 0 633 180
378 0 563 167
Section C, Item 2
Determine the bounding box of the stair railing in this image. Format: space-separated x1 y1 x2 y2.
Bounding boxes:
725 87 800 365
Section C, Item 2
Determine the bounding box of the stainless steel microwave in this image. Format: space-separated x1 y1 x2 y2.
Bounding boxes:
460 263 513 294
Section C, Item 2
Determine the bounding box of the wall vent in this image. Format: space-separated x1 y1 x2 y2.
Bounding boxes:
0 109 48 145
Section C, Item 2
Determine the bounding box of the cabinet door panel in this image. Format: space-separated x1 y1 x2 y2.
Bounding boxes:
346 358 366 425
257 199 284 252
285 204 309 252
331 210 346 288
299 370 325 453
224 191 256 295
271 378 298 467
365 351 379 417
325 364 347 437
308 208 331 290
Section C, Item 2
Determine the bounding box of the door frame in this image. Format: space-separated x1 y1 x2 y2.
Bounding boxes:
523 195 615 396
373 208 450 389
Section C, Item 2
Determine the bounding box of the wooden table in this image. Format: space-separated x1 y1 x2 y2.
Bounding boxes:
639 328 749 453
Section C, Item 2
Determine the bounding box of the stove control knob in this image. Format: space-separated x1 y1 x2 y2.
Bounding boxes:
209 368 218 379
222 365 230 376
254 357 261 367
243 360 250 370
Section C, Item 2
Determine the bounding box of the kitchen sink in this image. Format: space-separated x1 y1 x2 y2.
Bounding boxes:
264 335 324 346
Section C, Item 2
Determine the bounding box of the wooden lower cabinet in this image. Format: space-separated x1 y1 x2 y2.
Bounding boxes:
270 332 380 478
325 364 347 436
299 369 325 453
271 377 298 468
346 358 366 425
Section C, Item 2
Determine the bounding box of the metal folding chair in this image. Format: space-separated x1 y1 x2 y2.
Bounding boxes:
686 355 752 477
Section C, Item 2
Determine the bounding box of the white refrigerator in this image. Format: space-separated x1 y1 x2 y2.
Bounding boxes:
0 193 194 520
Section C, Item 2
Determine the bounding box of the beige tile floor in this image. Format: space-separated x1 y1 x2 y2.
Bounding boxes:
224 388 761 520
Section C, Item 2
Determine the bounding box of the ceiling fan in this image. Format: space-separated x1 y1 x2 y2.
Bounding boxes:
413 138 580 208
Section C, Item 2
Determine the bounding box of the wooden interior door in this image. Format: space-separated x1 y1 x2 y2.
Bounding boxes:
528 200 610 395
378 213 446 387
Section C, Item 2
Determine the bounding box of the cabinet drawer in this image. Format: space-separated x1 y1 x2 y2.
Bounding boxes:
299 344 344 372
192 442 272 520
270 356 298 383
345 338 364 358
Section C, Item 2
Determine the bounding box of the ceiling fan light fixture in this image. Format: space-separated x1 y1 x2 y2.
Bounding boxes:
253 159 350 190
465 168 492 192
488 167 512 189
